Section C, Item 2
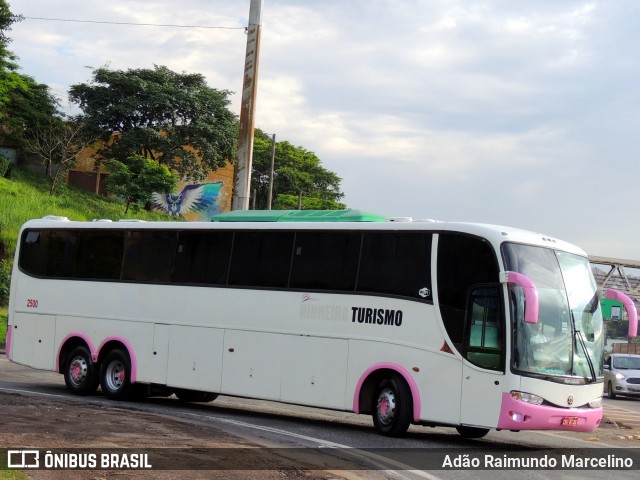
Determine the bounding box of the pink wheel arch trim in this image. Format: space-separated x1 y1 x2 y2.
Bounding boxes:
606 289 638 337
97 336 138 383
55 333 97 372
353 362 421 423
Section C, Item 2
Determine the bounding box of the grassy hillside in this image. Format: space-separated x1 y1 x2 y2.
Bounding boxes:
0 167 177 259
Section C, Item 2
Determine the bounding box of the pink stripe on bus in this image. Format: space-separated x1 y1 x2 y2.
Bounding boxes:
55 333 97 373
353 362 422 423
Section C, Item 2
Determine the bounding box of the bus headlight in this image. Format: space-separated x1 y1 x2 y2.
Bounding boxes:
510 391 544 405
589 397 602 408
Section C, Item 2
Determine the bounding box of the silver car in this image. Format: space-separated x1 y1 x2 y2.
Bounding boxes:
604 353 640 399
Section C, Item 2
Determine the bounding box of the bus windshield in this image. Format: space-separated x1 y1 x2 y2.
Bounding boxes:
502 243 604 380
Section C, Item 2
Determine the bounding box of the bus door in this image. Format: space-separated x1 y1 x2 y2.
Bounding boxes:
460 285 504 427
436 232 505 427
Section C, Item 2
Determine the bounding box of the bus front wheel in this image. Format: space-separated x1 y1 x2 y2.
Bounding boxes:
372 376 412 437
63 345 99 396
100 349 135 400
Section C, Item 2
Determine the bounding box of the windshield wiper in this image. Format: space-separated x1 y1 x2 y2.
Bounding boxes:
571 311 596 383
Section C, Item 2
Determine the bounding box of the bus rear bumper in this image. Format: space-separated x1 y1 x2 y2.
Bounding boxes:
496 393 602 433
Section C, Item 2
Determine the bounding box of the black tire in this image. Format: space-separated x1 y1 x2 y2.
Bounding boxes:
63 345 99 396
607 382 617 399
175 389 218 403
100 349 135 400
456 426 490 439
372 376 413 437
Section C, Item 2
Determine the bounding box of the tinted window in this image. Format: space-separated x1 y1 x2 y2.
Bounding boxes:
75 230 124 280
358 232 432 299
437 233 498 349
19 230 83 278
290 232 361 291
174 231 232 284
229 231 294 287
122 230 177 282
19 230 47 276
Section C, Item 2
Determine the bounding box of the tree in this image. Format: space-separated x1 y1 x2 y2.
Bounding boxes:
5 74 60 137
21 117 98 194
0 0 25 114
0 1 61 144
105 155 178 214
250 129 345 210
69 65 238 180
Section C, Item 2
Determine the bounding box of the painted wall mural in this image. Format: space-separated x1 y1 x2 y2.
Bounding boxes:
152 181 224 220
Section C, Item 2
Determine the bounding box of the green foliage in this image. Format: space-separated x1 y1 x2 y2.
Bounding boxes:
273 194 345 210
0 259 9 306
4 74 60 139
0 166 177 261
106 155 178 214
69 65 238 180
0 1 59 144
0 154 8 177
251 130 345 210
0 0 25 115
0 306 6 347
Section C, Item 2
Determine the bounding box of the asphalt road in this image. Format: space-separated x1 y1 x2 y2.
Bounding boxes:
1 355 640 480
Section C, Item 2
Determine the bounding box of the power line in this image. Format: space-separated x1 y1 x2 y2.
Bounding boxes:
21 16 246 30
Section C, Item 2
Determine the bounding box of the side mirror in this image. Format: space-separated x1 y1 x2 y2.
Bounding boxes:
500 271 539 324
605 289 638 338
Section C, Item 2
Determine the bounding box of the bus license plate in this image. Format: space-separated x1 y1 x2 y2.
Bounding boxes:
562 417 578 426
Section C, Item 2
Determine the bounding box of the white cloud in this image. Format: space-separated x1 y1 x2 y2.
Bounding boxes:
7 0 640 259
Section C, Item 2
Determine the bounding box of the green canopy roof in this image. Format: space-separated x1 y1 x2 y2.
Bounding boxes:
211 209 387 222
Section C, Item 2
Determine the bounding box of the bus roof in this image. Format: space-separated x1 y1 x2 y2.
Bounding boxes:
211 209 388 222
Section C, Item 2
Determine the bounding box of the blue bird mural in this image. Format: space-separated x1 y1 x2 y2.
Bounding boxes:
152 182 223 218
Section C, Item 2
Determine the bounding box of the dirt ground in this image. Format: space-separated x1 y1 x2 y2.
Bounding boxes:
0 389 366 480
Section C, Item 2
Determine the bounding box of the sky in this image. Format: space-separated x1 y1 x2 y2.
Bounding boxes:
7 1 640 260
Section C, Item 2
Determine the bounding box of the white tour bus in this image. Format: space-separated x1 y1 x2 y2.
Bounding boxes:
7 210 637 439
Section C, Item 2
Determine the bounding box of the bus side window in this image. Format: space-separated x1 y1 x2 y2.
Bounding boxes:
174 231 233 284
46 230 78 278
464 285 503 370
75 230 124 280
290 232 360 291
122 230 177 282
19 230 47 276
358 232 432 299
228 231 294 288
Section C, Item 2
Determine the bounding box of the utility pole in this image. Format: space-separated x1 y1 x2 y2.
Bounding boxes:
266 133 276 209
232 0 263 211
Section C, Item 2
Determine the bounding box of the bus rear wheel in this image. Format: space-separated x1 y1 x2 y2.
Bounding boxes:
372 376 412 437
63 345 99 396
100 349 135 400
